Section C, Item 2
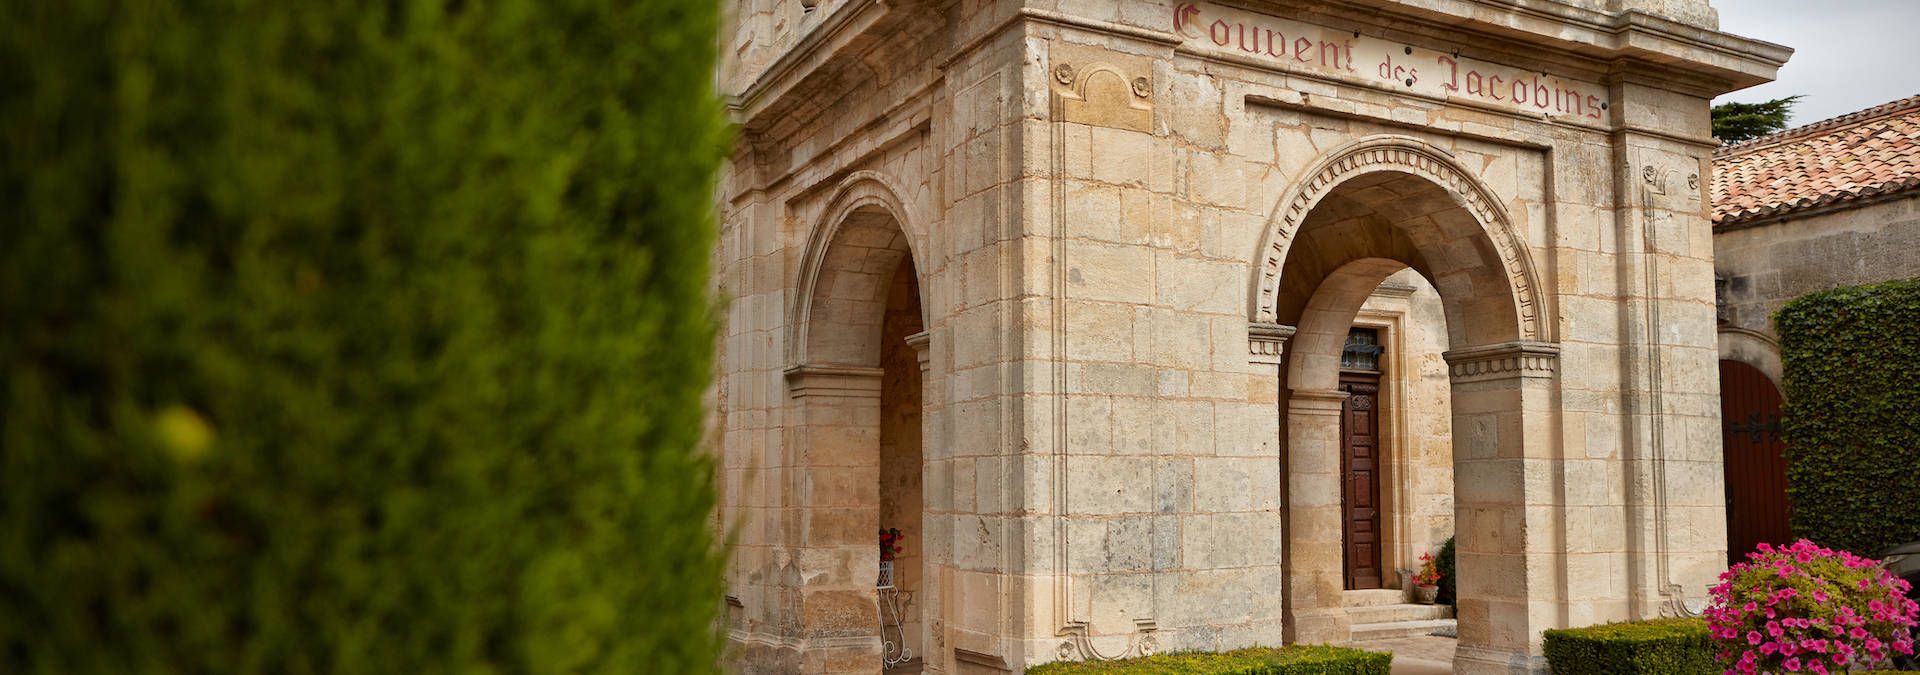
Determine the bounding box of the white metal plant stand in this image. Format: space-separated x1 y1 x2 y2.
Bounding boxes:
876 560 914 669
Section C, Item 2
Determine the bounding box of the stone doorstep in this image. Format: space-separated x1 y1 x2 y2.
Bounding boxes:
1350 618 1459 642
1341 588 1408 607
1344 602 1456 625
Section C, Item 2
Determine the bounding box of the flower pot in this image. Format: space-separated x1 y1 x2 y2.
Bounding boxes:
1413 584 1439 605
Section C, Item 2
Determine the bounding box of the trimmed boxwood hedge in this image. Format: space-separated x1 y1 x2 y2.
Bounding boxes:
1775 278 1920 555
1541 618 1715 675
1025 645 1391 675
0 0 727 673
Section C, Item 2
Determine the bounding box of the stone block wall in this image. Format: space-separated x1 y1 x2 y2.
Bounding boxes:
1716 196 1920 341
715 0 1785 672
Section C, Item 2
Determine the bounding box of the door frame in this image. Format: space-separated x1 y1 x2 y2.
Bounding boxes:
1339 331 1387 591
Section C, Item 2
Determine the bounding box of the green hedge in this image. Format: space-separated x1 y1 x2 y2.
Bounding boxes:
0 0 727 673
1541 618 1715 675
1026 646 1391 675
1775 278 1920 555
1435 535 1457 606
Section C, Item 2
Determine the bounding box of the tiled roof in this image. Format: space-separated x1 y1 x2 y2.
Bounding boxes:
1712 95 1920 228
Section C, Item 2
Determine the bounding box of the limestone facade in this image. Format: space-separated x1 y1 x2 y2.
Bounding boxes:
714 1 1786 672
1714 195 1920 383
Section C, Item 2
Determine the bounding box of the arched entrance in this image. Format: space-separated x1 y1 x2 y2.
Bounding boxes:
1719 359 1788 564
785 184 934 672
1256 137 1557 672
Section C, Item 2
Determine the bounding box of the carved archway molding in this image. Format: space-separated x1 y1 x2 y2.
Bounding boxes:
785 170 929 367
1247 135 1550 343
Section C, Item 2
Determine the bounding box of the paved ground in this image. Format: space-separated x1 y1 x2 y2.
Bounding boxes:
1353 635 1456 674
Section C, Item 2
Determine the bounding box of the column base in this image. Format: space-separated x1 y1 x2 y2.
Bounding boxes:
1284 607 1352 645
1454 643 1547 675
802 635 886 674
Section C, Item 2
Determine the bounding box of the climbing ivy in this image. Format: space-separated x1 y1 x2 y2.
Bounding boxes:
1775 278 1920 556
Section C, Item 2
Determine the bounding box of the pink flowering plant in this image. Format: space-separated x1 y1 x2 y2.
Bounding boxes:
1704 539 1917 674
1412 552 1442 588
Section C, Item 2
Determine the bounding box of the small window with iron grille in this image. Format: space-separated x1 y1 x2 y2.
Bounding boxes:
1341 327 1383 372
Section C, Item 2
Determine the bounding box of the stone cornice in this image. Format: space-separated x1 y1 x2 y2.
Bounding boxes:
1248 322 1297 364
904 331 931 372
783 364 885 398
1441 341 1561 382
727 0 890 126
1325 0 1789 94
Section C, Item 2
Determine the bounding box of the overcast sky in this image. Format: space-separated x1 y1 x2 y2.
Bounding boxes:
1712 0 1920 125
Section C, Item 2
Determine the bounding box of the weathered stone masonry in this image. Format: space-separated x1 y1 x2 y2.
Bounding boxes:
714 1 1788 673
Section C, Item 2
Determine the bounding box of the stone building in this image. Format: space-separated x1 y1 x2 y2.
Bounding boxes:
1711 95 1920 564
712 0 1787 672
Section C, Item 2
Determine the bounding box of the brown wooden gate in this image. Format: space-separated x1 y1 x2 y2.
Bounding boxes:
1721 359 1790 565
1340 372 1384 590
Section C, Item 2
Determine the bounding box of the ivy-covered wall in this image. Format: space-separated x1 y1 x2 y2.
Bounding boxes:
1776 278 1920 555
0 0 727 672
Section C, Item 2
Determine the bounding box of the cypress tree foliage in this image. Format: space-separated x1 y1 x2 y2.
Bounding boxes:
1711 95 1803 144
0 1 727 673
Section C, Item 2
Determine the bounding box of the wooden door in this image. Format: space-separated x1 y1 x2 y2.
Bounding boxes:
1340 372 1384 590
1721 360 1789 565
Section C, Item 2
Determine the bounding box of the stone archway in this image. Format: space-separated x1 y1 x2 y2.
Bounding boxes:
785 177 934 673
1254 137 1559 674
1251 136 1548 343
1716 327 1783 390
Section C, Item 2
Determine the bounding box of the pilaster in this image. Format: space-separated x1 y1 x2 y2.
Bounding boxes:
1282 387 1353 645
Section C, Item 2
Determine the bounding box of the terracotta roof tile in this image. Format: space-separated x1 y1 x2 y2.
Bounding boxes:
1712 94 1920 228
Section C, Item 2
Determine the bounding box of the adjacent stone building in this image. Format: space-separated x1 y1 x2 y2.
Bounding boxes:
712 0 1787 672
1711 95 1920 565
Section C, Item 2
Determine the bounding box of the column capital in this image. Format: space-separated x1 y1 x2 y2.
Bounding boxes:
784 364 885 398
1441 341 1560 383
1249 322 1297 365
903 331 931 373
1288 387 1349 414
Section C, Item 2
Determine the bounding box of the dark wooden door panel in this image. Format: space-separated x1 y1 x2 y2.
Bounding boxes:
1721 360 1790 565
1340 373 1384 590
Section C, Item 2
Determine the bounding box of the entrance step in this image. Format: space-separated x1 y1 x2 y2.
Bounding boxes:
1341 589 1407 607
1350 617 1458 641
1345 602 1454 625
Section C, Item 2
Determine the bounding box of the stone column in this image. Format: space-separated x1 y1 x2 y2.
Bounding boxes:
1441 342 1559 675
1283 386 1352 645
785 364 887 674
